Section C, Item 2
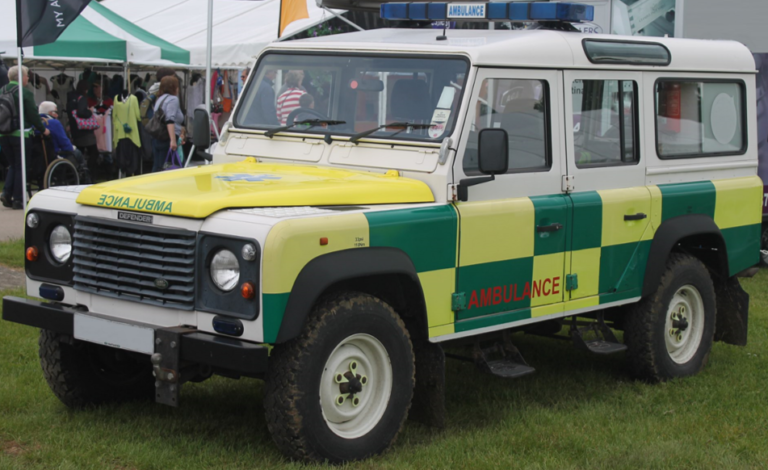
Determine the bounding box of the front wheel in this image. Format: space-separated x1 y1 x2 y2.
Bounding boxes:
624 254 716 382
264 292 415 463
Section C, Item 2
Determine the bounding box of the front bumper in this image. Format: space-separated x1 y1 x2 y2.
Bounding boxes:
2 296 269 406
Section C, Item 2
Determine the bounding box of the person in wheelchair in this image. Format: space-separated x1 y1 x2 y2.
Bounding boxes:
37 101 92 187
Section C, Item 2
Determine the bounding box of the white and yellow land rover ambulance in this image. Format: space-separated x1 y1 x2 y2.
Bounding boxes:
3 1 762 463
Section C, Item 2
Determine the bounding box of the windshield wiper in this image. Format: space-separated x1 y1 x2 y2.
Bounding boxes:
349 122 436 144
264 119 346 138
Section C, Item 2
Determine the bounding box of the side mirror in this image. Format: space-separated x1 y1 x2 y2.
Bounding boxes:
193 105 211 151
478 128 509 175
456 128 508 202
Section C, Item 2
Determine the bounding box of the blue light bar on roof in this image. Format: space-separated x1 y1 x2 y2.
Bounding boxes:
380 2 594 23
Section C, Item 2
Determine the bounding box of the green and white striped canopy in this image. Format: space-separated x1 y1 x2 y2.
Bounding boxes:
1 1 190 66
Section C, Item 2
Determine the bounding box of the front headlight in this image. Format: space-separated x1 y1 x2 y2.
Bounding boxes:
49 225 72 263
210 249 240 291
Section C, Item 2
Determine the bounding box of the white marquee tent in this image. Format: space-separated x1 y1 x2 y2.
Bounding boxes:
0 0 190 66
101 0 347 68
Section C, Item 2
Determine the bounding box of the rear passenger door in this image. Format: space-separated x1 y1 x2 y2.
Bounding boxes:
453 68 569 328
563 71 653 306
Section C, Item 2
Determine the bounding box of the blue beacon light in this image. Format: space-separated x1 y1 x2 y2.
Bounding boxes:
380 2 594 23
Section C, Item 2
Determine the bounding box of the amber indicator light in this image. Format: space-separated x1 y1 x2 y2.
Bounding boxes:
241 282 256 300
26 246 39 262
320 237 329 246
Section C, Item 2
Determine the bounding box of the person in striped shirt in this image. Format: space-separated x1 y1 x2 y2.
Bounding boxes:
276 71 306 125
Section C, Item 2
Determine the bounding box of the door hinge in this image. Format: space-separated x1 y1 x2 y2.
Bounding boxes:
451 292 466 311
566 274 578 292
562 175 575 192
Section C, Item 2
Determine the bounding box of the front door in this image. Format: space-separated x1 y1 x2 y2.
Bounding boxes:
452 68 569 333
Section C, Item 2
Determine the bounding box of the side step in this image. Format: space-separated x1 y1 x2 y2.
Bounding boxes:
569 313 627 355
472 332 535 379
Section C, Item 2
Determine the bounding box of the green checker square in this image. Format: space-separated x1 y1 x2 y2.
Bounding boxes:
721 224 760 276
570 191 603 251
598 240 651 296
659 181 716 222
365 205 457 273
530 194 569 256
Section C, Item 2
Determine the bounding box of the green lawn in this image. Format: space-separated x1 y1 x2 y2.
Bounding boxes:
0 238 24 269
1 272 767 469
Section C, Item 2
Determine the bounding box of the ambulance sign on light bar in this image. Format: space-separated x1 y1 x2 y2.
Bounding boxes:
447 3 486 18
380 2 594 23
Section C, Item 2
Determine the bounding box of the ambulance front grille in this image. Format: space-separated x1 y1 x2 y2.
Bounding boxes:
72 216 197 311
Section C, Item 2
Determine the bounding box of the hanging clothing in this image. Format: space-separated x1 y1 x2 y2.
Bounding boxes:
115 138 141 176
94 114 108 152
51 74 74 131
113 94 142 149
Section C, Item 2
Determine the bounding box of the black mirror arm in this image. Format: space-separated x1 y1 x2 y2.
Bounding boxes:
457 174 495 202
196 149 213 162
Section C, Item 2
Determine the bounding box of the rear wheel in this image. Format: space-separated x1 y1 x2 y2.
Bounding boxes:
39 329 154 408
44 158 79 189
624 254 716 382
760 226 768 266
264 292 414 463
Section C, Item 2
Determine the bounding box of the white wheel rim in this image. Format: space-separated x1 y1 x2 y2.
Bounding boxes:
664 284 705 364
319 333 393 439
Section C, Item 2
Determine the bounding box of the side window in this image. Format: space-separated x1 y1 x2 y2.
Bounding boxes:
656 80 745 158
572 79 638 167
463 78 550 175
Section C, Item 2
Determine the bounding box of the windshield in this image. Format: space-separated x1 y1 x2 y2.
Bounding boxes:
235 53 469 143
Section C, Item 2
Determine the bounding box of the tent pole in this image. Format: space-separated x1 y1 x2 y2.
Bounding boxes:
18 47 28 210
205 0 213 115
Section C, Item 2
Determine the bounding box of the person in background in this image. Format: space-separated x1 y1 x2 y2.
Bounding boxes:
276 70 306 125
68 79 99 175
247 69 278 126
0 65 49 210
152 76 185 172
38 101 90 183
292 93 317 124
278 70 306 97
0 59 8 88
145 68 178 123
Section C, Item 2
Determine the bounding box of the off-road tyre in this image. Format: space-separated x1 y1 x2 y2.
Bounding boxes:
264 292 415 463
39 329 154 408
624 253 716 382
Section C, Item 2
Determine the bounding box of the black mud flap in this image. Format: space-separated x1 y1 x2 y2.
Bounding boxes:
409 341 445 428
714 277 749 346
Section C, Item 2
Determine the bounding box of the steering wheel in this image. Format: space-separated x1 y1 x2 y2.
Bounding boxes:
286 107 330 126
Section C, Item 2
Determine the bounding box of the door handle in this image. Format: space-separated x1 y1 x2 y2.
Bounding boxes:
536 223 563 233
624 213 647 221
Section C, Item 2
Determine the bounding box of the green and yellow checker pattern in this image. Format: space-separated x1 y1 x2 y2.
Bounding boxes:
260 205 459 343
260 176 762 343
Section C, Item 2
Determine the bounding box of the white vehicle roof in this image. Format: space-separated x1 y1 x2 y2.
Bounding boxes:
270 28 756 73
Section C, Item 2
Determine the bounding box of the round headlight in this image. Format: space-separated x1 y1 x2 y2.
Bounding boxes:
210 249 240 291
49 225 72 263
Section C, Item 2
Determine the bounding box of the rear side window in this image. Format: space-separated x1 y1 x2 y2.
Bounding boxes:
572 79 638 167
655 80 746 158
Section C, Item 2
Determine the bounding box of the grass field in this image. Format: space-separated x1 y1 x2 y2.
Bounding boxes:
0 238 24 269
0 273 767 469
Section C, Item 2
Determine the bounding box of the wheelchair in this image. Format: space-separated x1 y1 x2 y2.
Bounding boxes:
30 134 92 190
